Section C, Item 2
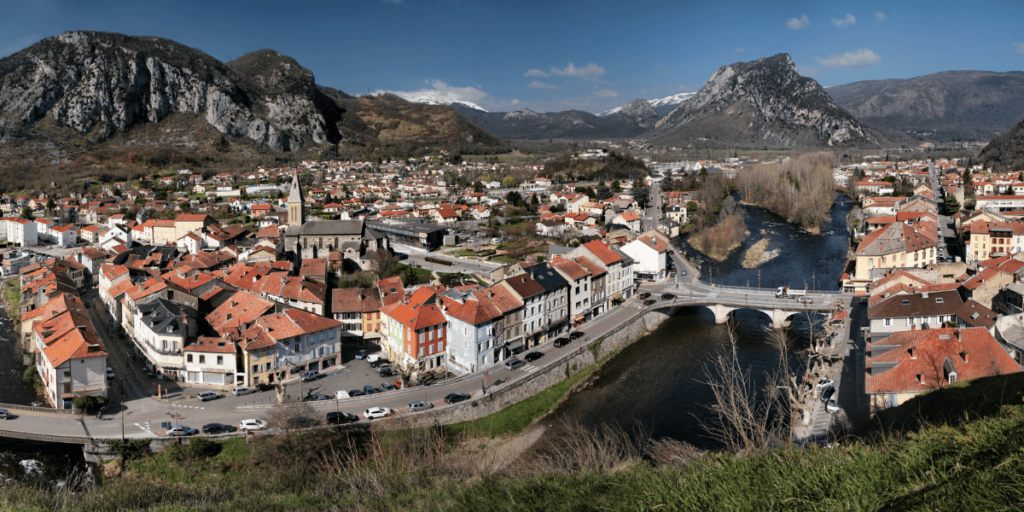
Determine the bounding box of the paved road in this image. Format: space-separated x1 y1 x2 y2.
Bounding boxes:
394 246 501 275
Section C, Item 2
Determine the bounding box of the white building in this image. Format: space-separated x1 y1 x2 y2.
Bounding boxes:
442 293 501 373
620 233 669 282
183 337 238 386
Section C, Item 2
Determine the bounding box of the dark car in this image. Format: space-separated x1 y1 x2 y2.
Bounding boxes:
820 386 836 403
639 292 651 299
569 331 585 340
254 383 272 393
303 393 330 402
523 352 544 362
348 389 365 397
363 385 378 394
643 299 656 306
444 393 471 404
378 367 396 377
201 423 231 434
326 412 359 425
369 359 390 369
553 337 569 348
354 350 367 360
661 293 675 300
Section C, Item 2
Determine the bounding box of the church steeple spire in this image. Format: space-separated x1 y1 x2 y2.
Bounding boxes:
287 171 304 227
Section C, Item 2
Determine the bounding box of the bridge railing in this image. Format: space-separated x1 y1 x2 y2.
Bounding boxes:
0 402 78 415
643 294 837 310
697 282 840 296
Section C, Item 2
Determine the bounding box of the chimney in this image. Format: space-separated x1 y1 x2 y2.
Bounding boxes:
909 347 917 359
956 328 962 341
960 351 969 363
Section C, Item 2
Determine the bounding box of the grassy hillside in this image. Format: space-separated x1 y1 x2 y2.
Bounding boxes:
5 374 1024 511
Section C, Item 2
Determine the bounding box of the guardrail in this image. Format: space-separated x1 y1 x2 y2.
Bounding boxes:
0 402 78 415
642 296 837 311
0 428 92 444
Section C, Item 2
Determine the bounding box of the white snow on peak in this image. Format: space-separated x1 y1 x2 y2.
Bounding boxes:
410 95 489 113
599 92 696 117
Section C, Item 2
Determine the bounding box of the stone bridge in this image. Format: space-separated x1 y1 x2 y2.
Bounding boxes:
640 281 843 329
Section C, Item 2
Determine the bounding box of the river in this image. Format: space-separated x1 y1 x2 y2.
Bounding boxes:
547 196 854 450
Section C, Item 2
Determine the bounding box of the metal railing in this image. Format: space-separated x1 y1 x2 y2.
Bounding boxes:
0 402 78 415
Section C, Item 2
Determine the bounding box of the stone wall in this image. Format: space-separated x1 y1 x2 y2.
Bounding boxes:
396 308 672 429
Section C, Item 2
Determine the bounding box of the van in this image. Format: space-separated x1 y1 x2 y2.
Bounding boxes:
335 390 350 399
366 354 381 363
300 370 320 382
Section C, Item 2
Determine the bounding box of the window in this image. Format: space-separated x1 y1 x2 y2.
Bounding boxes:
429 329 434 341
187 354 193 363
884 318 892 327
63 383 71 393
216 356 223 365
199 355 206 364
438 341 444 351
419 346 424 357
429 344 434 355
438 326 444 337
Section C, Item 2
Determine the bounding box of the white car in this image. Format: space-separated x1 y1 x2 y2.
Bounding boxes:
197 391 222 401
815 377 834 392
491 238 502 244
232 387 253 396
106 367 115 380
166 425 197 437
408 400 433 412
363 407 393 420
239 419 267 431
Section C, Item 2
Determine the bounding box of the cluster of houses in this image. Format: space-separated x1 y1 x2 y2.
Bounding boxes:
837 158 1024 413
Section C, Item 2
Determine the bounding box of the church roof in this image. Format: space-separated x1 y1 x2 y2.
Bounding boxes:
285 220 364 237
288 171 303 204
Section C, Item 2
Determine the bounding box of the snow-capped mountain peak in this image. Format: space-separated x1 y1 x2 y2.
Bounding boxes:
410 95 489 113
600 91 696 117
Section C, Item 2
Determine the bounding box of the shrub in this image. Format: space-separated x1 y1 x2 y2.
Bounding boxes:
73 395 106 414
108 439 151 461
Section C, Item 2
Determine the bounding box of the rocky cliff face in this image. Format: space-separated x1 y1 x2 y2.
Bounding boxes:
608 99 658 130
978 116 1024 172
653 53 878 148
0 32 338 151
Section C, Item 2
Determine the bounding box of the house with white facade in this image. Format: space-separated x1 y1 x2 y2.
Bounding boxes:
442 291 502 373
183 337 238 386
620 233 669 282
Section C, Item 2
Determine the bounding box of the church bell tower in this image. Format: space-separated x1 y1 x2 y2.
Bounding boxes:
287 171 304 227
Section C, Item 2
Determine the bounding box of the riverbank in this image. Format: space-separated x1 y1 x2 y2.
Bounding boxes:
687 213 745 261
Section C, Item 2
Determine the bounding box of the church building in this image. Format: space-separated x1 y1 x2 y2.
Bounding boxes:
282 172 389 270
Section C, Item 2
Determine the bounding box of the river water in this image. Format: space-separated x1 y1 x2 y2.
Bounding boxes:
548 196 854 450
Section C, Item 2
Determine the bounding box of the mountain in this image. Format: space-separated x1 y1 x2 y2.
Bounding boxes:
651 53 879 149
826 70 1024 142
977 116 1024 171
0 31 506 162
452 105 655 140
405 95 488 113
601 92 696 117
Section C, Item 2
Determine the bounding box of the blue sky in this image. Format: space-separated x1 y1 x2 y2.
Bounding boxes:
2 0 1023 113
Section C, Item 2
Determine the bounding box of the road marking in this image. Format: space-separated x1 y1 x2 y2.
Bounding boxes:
522 365 540 374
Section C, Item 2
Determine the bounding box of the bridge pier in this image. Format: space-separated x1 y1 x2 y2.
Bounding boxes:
708 304 735 324
767 309 792 329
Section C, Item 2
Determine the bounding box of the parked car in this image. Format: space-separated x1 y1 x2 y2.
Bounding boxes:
201 423 231 434
197 391 222 402
363 407 393 420
303 393 330 402
553 337 569 348
523 352 543 362
348 389 365 397
300 370 320 382
239 419 267 431
0 409 9 420
661 293 676 300
370 358 390 368
106 367 115 380
491 238 502 244
504 359 525 370
569 331 585 340
363 385 378 394
409 400 433 412
166 425 197 437
367 354 383 363
232 387 253 396
639 292 651 299
378 366 395 377
825 398 840 414
820 386 836 403
254 383 272 393
354 350 367 360
815 377 834 392
326 412 358 425
380 382 396 392
643 299 656 306
335 390 350 399
444 393 471 404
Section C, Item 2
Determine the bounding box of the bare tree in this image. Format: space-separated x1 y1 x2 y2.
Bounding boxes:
369 248 399 280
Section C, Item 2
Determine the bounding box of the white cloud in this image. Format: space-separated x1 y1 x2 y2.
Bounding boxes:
1013 42 1024 56
369 79 488 104
796 65 819 77
512 99 520 105
525 69 548 77
592 88 618 98
832 13 856 28
816 49 880 69
876 12 885 21
786 14 809 30
735 47 744 53
527 80 558 89
549 62 606 79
